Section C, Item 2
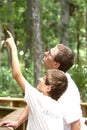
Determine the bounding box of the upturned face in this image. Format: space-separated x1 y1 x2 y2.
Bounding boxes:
42 45 60 69
37 77 51 96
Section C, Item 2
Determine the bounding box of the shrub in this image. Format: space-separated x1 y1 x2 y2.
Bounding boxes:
69 64 87 102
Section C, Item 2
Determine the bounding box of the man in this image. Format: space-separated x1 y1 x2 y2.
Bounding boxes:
0 31 82 130
0 31 68 130
42 44 82 130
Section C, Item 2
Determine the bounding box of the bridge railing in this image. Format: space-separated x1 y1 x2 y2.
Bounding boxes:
0 97 87 129
0 97 27 130
0 107 27 130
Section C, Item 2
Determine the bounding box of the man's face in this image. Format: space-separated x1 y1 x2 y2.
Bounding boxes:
42 45 59 69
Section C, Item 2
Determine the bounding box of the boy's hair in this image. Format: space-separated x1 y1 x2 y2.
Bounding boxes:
45 69 68 100
54 44 74 72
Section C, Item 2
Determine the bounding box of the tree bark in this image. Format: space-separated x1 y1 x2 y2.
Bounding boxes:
7 0 14 67
25 0 33 68
86 3 87 60
32 0 42 86
59 0 70 46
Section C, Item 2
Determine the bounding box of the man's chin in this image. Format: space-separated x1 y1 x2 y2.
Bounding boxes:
41 60 44 65
41 60 47 68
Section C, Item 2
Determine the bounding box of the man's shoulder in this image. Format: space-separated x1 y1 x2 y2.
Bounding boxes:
66 72 77 88
66 72 72 80
58 72 80 101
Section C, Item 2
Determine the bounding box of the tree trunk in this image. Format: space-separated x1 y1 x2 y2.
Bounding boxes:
32 0 42 86
59 0 70 46
24 0 33 68
75 7 81 65
7 0 14 67
0 24 2 49
86 4 87 60
8 0 14 36
0 24 2 67
76 24 80 65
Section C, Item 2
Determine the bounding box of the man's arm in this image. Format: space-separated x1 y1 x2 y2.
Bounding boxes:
71 120 81 130
5 31 25 91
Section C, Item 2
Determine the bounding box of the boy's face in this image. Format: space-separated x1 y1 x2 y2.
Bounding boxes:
42 45 60 69
37 77 51 96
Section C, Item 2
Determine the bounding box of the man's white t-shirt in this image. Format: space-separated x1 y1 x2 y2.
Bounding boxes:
58 73 82 130
24 80 64 130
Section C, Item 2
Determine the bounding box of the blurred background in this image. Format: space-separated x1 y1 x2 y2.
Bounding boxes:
0 0 87 102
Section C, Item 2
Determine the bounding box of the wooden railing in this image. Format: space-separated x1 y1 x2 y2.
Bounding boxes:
0 107 27 130
0 97 87 116
0 97 27 130
81 102 87 117
0 97 87 129
0 97 26 107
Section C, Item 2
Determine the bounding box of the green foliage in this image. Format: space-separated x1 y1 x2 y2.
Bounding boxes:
14 0 26 48
0 45 34 98
41 1 60 49
0 0 87 102
21 64 34 86
19 49 34 86
0 66 23 97
0 0 26 49
69 64 87 102
0 62 34 97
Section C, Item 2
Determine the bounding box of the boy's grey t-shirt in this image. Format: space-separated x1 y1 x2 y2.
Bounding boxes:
24 80 64 130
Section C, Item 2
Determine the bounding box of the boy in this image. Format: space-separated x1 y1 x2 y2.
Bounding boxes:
0 31 68 130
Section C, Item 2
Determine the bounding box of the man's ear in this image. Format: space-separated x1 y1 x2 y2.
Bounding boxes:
54 62 60 69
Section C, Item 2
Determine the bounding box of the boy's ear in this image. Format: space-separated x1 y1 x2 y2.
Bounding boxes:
46 86 51 92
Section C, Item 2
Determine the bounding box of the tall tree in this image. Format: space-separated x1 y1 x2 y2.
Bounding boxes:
0 24 2 67
86 1 87 60
25 0 33 68
7 0 14 67
0 24 2 47
8 0 14 35
32 0 42 86
59 0 70 46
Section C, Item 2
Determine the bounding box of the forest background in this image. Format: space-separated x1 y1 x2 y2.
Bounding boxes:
0 0 87 102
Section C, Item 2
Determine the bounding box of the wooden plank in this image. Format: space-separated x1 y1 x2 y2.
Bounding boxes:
0 127 13 130
1 108 24 121
81 102 87 117
81 102 87 106
0 97 26 107
0 108 26 130
0 106 17 118
0 97 24 101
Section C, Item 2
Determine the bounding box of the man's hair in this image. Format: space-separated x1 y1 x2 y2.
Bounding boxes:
54 44 75 72
45 69 68 100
